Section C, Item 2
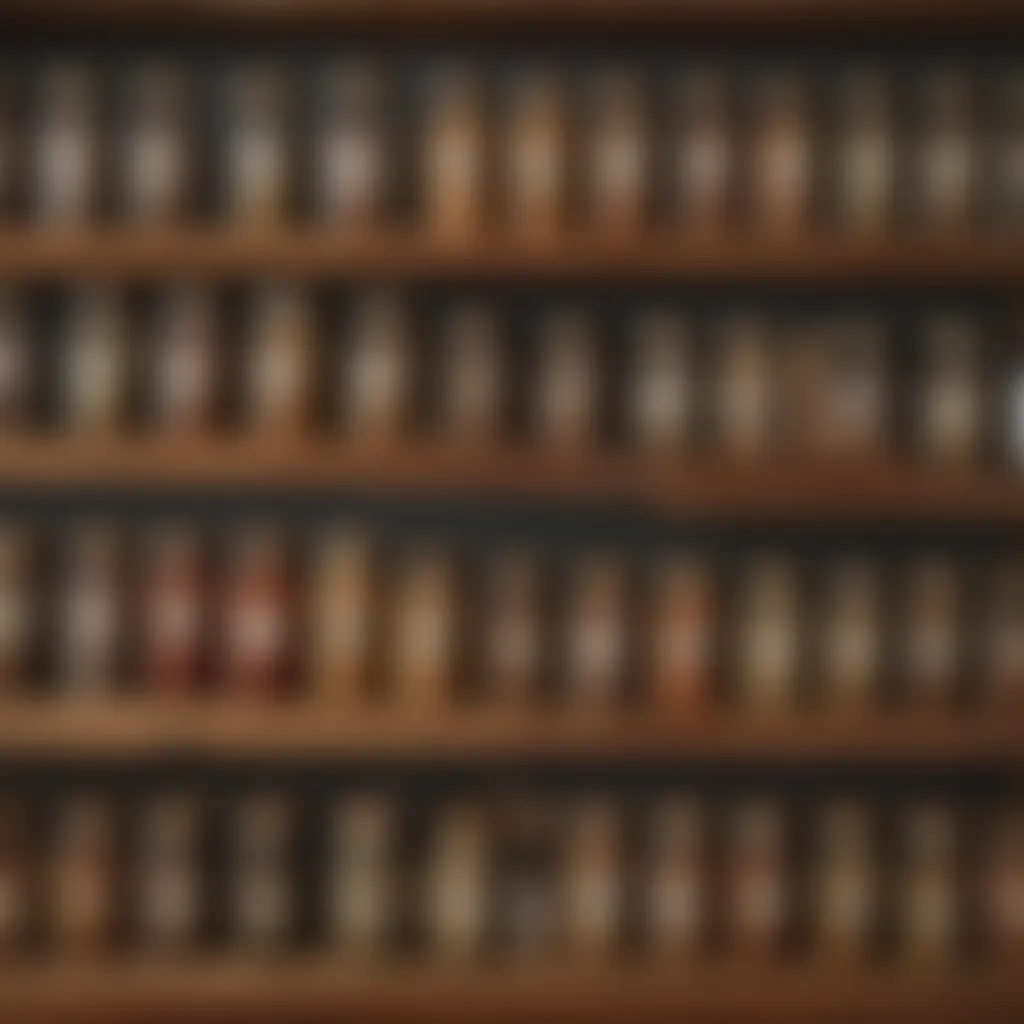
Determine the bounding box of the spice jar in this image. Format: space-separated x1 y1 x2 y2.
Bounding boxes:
671 71 733 230
533 310 599 450
222 529 294 699
148 287 219 434
0 527 36 694
992 74 1024 229
56 527 125 697
438 303 503 443
913 73 974 231
647 557 715 712
917 317 984 468
135 795 203 953
898 804 961 964
827 317 888 457
32 65 98 224
119 65 190 223
422 803 489 959
750 74 813 233
818 560 883 710
223 67 291 224
714 317 774 460
735 557 802 711
61 288 130 434
0 800 31 955
505 73 568 233
49 795 118 954
726 800 790 958
979 806 1024 956
628 311 693 453
140 528 207 698
779 323 836 457
388 549 459 708
644 798 707 957
244 285 314 436
0 75 15 219
562 557 629 708
586 73 648 231
833 71 893 234
480 552 544 706
326 795 396 955
811 801 877 960
0 292 32 430
979 560 1024 708
561 798 621 959
340 293 412 441
229 794 295 952
900 558 961 707
1003 335 1024 471
308 530 376 701
314 64 390 227
423 73 487 236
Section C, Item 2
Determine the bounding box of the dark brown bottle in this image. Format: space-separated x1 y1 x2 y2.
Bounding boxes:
0 527 37 694
0 800 32 956
0 292 32 430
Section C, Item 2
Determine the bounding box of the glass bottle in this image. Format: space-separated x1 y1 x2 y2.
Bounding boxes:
628 311 693 454
0 291 32 430
714 316 774 460
900 557 961 707
438 303 503 443
0 528 35 695
914 73 974 231
533 310 599 450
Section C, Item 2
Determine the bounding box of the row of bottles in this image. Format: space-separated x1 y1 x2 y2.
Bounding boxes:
1 525 1021 709
0 789 1021 960
1 61 1023 233
1 287 1021 467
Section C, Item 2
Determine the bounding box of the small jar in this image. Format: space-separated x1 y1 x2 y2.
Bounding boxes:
560 798 621 959
56 527 124 697
628 311 693 453
979 806 1024 956
0 75 15 219
714 317 774 460
308 530 376 701
140 528 207 698
1003 337 1024 471
0 527 37 694
229 794 295 952
504 74 568 234
223 67 291 224
827 317 888 457
438 303 503 443
726 800 790 958
243 285 314 436
991 74 1024 230
0 800 31 955
647 557 715 712
644 799 707 957
671 71 733 230
585 73 648 232
135 794 203 954
61 288 131 435
916 316 984 468
979 560 1024 708
779 323 836 457
561 557 629 708
388 549 459 708
32 65 98 225
480 552 544 706
735 558 802 711
314 64 390 227
533 310 599 450
750 75 813 233
811 801 877 961
148 287 219 434
339 293 412 441
119 65 191 223
818 560 883 710
423 73 487 236
833 71 893 234
913 74 974 231
222 530 294 699
897 804 961 964
0 292 33 430
325 795 396 954
422 803 489 960
48 795 118 954
899 558 961 707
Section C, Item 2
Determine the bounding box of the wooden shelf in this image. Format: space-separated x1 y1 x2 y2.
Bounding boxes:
0 962 1021 1023
0 438 1022 524
0 704 1017 764
0 230 1019 284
